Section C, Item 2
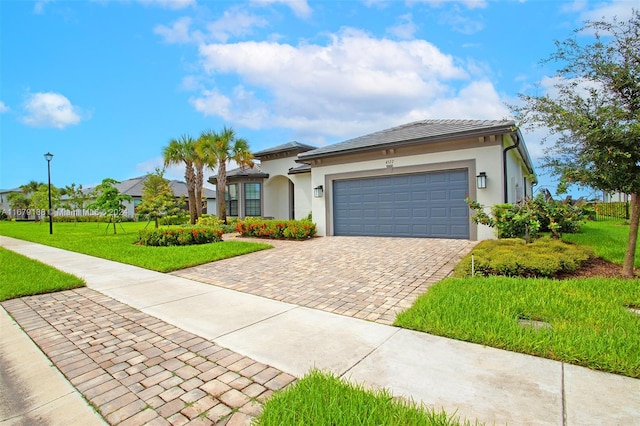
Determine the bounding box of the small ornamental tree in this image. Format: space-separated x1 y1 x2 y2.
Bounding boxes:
88 178 132 234
7 192 30 219
30 184 61 222
136 168 185 228
61 183 90 220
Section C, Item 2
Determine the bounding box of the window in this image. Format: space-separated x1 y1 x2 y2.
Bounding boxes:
226 183 238 216
244 182 261 217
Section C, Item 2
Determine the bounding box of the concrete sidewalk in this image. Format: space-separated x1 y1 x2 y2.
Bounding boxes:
1 236 639 425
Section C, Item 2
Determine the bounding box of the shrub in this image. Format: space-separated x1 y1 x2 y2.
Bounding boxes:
455 237 593 278
468 194 588 241
236 218 317 240
137 226 224 247
158 214 189 226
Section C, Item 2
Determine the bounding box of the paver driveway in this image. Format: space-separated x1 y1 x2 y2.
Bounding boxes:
174 236 476 325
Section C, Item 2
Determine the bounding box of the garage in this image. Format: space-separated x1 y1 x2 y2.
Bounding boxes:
333 169 469 238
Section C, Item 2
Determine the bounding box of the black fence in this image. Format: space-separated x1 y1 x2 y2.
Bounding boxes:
592 201 630 221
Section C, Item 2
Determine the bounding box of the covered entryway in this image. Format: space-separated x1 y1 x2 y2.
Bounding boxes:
333 169 470 238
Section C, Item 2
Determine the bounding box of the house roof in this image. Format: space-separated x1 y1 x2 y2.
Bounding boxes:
208 165 269 184
86 176 216 199
253 141 317 159
298 119 518 160
288 163 311 175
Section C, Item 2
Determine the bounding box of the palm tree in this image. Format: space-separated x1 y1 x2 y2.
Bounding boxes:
194 133 219 218
197 126 253 223
163 135 198 224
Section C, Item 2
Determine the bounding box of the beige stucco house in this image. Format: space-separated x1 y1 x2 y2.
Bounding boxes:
211 119 536 241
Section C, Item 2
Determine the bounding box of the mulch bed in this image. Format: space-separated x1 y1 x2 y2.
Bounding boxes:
554 257 639 279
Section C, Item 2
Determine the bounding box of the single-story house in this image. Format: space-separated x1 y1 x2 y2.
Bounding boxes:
87 176 217 218
1 177 217 219
210 119 536 241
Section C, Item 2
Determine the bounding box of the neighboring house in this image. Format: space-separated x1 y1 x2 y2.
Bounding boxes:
83 176 217 218
211 119 536 241
0 188 21 217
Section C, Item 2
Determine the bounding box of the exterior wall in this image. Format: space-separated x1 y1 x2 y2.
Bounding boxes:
259 156 312 220
264 176 290 219
291 173 312 219
503 135 533 203
309 138 505 240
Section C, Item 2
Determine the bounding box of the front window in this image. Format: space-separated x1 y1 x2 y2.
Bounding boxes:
244 182 261 217
226 183 238 216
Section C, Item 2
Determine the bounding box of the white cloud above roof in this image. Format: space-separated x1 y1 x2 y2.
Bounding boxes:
190 27 506 139
21 92 84 129
0 101 9 113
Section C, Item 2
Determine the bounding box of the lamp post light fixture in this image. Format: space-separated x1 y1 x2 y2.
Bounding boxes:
476 172 487 189
44 152 54 234
313 185 324 198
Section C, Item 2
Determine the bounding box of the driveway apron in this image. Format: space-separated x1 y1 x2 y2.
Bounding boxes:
174 236 475 325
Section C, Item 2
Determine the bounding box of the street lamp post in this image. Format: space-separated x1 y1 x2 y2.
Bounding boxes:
44 152 54 235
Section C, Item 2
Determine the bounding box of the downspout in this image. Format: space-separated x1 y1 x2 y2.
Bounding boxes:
503 133 520 203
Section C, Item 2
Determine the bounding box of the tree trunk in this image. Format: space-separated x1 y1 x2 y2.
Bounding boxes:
218 162 227 224
185 162 197 225
112 215 117 235
155 217 159 229
195 165 204 219
622 192 639 278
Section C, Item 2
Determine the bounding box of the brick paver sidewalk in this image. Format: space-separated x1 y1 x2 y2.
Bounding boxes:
2 288 295 426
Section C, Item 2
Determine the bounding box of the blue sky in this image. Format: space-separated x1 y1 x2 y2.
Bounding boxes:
1 0 636 197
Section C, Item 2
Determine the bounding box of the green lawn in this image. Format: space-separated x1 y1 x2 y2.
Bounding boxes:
254 370 477 426
396 219 640 378
0 221 272 272
562 220 640 267
0 247 85 301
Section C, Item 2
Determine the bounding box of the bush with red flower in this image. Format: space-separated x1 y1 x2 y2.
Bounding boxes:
236 218 316 240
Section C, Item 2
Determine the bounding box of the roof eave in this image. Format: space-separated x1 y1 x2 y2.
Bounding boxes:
297 124 516 162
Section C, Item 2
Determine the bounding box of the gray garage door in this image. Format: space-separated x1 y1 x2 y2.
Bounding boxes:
333 169 469 239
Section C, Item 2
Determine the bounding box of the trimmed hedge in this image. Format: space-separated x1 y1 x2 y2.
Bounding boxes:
137 226 224 247
236 218 317 240
455 237 593 278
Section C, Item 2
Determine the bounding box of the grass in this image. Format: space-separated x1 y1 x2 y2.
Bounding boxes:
397 219 640 378
0 247 85 301
395 276 640 378
0 221 272 272
562 220 640 268
254 369 478 426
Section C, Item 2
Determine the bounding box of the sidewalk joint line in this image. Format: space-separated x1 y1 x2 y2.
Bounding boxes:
339 327 400 378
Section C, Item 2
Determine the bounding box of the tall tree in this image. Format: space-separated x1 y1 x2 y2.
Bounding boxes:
194 135 218 219
163 135 198 224
88 178 132 234
512 11 640 277
19 180 42 195
197 126 253 223
136 168 185 228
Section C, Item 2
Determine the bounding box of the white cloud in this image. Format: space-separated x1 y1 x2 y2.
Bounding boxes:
250 0 312 18
21 92 84 129
409 0 487 10
206 8 269 42
578 0 635 23
0 101 9 113
386 14 418 40
137 0 195 9
189 28 513 139
154 17 197 44
33 0 53 14
419 80 511 120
